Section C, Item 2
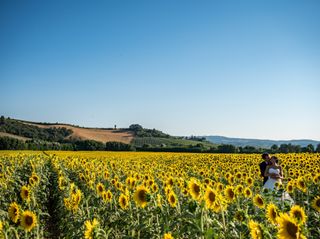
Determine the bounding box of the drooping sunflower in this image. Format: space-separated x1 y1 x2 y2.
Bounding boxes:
163 232 174 239
234 210 245 222
167 191 178 208
84 218 99 239
133 185 150 208
8 202 20 223
289 205 307 224
277 213 306 239
311 196 320 212
20 210 37 232
20 185 31 203
119 193 129 210
188 178 202 201
248 220 263 239
253 194 265 209
266 203 279 225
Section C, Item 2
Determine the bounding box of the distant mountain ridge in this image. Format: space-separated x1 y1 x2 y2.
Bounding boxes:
205 135 320 148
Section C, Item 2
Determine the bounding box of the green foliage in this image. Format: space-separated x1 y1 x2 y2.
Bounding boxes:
0 117 72 142
105 141 134 151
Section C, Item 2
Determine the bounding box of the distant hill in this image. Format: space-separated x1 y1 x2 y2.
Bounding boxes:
0 116 215 150
205 135 320 148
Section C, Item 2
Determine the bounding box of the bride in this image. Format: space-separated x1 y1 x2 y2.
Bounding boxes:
263 156 294 203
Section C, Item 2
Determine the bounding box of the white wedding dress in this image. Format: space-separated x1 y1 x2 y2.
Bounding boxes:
263 168 280 190
263 168 294 203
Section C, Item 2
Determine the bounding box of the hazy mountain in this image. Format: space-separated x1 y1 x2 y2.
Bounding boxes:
205 135 320 148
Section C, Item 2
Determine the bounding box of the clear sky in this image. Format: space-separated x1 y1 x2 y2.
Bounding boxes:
1 0 319 140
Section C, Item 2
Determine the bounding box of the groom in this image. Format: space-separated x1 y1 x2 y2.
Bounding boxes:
259 153 271 185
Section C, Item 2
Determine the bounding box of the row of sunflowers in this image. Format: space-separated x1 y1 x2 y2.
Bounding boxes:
0 151 319 238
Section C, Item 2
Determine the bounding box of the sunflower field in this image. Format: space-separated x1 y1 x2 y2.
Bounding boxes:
0 151 319 239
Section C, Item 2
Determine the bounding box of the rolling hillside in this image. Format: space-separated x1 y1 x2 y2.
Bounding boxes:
205 135 320 148
0 117 215 150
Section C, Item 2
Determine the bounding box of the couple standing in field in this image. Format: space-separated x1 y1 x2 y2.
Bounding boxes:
259 153 293 202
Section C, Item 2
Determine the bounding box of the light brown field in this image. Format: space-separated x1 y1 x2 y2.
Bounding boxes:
0 132 31 141
20 122 134 144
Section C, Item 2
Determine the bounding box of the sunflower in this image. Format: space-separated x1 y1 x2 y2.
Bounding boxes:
163 233 174 239
204 187 217 209
133 185 150 208
248 220 263 239
167 191 178 208
20 210 37 232
266 203 279 225
289 205 307 225
0 220 3 231
296 178 307 193
215 182 224 193
311 196 320 212
277 213 306 239
96 183 105 196
84 218 99 239
235 185 244 195
8 202 20 223
119 193 129 210
286 183 294 193
253 194 265 209
246 177 253 186
188 179 202 201
224 186 236 202
20 185 31 203
244 187 253 198
234 210 245 222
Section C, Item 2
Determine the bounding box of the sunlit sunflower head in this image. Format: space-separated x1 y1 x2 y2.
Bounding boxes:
167 191 178 208
163 232 174 239
119 194 129 210
84 218 99 239
20 185 31 203
204 187 217 209
188 179 202 201
296 178 307 193
20 210 37 232
248 220 263 239
277 213 306 239
8 202 20 223
244 187 253 198
266 203 279 225
253 194 265 209
235 185 244 195
289 205 307 225
224 186 236 202
311 196 320 212
96 183 105 196
215 182 224 193
133 185 150 208
286 183 294 193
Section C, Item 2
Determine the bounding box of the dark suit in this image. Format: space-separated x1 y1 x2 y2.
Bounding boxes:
259 161 269 185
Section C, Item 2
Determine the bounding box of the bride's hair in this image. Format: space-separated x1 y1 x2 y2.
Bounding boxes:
271 156 279 164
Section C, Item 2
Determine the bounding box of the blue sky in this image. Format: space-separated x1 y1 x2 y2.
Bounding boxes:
1 0 319 140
